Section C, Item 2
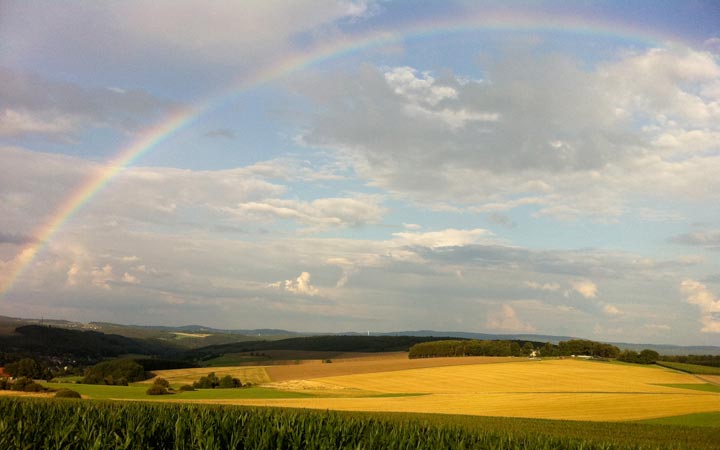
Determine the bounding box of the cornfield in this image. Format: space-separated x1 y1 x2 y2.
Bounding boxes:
0 397 710 449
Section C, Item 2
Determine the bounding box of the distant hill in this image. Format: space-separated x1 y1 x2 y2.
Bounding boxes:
0 325 177 361
378 330 720 356
181 335 465 361
2 315 718 357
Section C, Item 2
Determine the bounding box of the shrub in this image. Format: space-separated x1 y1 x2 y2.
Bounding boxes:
178 384 195 392
192 372 220 389
152 377 170 388
55 389 82 399
218 375 241 388
146 385 170 395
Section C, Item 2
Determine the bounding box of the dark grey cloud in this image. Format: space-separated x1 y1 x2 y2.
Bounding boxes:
670 230 720 250
0 231 35 245
0 69 174 137
204 128 236 139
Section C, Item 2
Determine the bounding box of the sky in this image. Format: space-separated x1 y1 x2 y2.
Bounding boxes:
1 1 719 345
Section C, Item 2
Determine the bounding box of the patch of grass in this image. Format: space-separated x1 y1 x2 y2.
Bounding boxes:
656 361 720 375
172 387 314 400
658 383 720 393
43 382 313 400
638 412 720 427
49 375 83 383
44 382 150 399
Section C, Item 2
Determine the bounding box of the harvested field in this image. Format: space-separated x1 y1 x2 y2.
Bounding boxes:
201 359 720 421
146 366 270 386
265 354 518 382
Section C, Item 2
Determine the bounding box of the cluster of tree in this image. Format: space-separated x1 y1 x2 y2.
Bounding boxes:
82 360 148 385
659 354 720 368
192 372 243 389
617 349 660 364
146 377 173 395
409 340 541 358
409 338 622 359
133 358 198 371
556 340 620 358
3 358 53 381
0 376 47 393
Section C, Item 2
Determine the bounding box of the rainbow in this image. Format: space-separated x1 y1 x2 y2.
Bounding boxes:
0 11 685 297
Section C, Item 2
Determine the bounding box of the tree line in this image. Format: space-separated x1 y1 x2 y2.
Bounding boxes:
408 339 624 359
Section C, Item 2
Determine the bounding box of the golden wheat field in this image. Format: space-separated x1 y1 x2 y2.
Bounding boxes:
167 357 720 422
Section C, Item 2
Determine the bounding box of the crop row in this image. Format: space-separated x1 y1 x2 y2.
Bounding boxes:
0 397 708 450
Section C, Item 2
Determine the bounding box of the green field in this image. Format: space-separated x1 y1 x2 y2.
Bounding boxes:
43 382 314 400
656 361 720 375
638 412 720 427
658 383 720 393
1 397 719 449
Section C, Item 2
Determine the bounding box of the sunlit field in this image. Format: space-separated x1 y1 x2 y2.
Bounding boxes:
52 355 720 423
197 358 720 422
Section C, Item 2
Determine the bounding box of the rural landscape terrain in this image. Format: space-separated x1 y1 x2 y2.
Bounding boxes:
1 316 719 448
3 1 720 448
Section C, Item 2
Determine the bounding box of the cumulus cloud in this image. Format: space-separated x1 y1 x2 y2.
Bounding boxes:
602 303 623 317
91 264 114 290
272 272 320 296
571 280 598 299
1 146 375 234
122 272 140 284
680 279 720 333
486 304 535 332
297 47 720 219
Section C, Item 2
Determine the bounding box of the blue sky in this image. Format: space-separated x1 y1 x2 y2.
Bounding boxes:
1 1 719 345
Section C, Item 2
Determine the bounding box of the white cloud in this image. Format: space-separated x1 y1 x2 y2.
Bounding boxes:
571 280 598 299
299 48 720 220
680 279 720 333
526 281 561 291
602 303 623 317
0 109 76 137
384 67 458 106
272 272 320 296
122 272 140 284
0 1 378 72
486 304 535 332
226 195 385 231
91 264 114 290
392 228 493 248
